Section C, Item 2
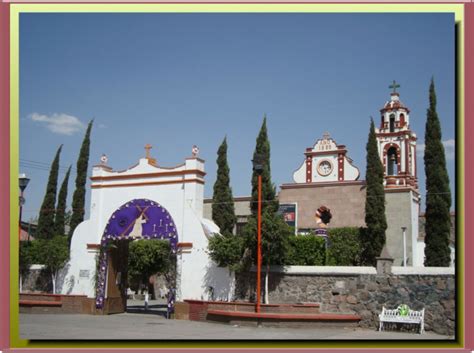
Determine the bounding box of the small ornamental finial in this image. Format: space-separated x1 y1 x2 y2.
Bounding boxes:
192 145 200 157
100 154 108 165
323 132 331 140
389 80 400 94
145 144 152 159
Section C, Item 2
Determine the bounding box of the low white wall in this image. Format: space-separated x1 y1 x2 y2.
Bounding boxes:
392 266 455 275
254 265 454 276
261 265 377 275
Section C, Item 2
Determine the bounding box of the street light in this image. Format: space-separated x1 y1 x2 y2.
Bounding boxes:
19 174 30 241
252 154 264 314
401 226 407 267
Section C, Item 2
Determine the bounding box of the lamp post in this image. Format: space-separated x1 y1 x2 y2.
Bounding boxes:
19 174 30 241
401 226 407 267
252 154 264 313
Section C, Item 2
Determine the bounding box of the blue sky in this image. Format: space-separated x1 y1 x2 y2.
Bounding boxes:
19 12 456 222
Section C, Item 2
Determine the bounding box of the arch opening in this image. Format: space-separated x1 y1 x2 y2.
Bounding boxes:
389 114 396 132
387 147 398 176
95 198 178 317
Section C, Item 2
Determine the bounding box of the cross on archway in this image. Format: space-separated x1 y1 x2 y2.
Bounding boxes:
145 144 153 159
389 80 400 93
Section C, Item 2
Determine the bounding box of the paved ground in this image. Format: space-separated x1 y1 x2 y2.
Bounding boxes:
20 300 454 341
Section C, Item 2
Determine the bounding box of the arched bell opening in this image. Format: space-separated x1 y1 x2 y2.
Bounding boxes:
387 147 398 176
389 114 396 133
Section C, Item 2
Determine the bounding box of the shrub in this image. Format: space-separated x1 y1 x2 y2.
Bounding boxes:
326 227 362 266
285 235 326 266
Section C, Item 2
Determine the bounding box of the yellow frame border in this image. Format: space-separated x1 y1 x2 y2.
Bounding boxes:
10 3 465 349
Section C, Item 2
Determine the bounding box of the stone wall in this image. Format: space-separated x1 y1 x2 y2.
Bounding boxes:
235 267 455 336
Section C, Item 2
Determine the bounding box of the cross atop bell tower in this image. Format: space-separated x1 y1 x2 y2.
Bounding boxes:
389 80 400 94
375 82 418 190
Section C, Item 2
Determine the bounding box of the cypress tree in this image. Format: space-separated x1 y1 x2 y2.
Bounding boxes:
54 165 71 236
212 137 237 235
244 116 291 303
361 118 387 266
250 116 278 215
36 145 63 239
424 78 451 266
69 120 93 240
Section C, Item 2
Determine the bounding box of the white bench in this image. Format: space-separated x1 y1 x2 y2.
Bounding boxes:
379 305 425 334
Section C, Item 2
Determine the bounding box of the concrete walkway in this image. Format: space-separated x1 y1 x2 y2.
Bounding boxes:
20 312 453 340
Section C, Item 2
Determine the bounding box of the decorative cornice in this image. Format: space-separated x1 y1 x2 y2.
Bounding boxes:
304 149 346 157
384 187 420 195
92 164 113 171
280 180 365 189
91 178 205 189
376 130 414 138
185 157 205 163
90 169 206 182
177 242 193 248
86 243 101 249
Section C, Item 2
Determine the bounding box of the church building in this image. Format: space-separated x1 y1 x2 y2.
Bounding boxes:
205 83 423 267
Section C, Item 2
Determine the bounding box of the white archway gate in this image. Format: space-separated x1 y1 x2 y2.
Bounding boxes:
62 149 233 313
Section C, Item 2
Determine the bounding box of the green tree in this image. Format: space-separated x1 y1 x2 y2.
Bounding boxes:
37 235 70 294
54 165 71 236
128 240 172 293
212 137 237 235
69 120 93 241
423 78 452 266
361 118 387 266
244 116 291 303
243 210 292 303
250 116 278 215
36 145 63 239
208 233 244 272
19 242 34 292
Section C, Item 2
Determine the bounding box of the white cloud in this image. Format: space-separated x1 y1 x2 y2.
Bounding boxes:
442 139 455 148
443 139 455 160
416 139 455 160
416 143 425 155
98 123 107 129
30 113 85 135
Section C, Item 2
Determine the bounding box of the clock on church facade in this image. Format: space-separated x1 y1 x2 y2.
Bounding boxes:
292 132 360 183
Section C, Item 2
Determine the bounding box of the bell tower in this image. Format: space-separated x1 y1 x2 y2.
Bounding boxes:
375 80 418 190
375 81 422 266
